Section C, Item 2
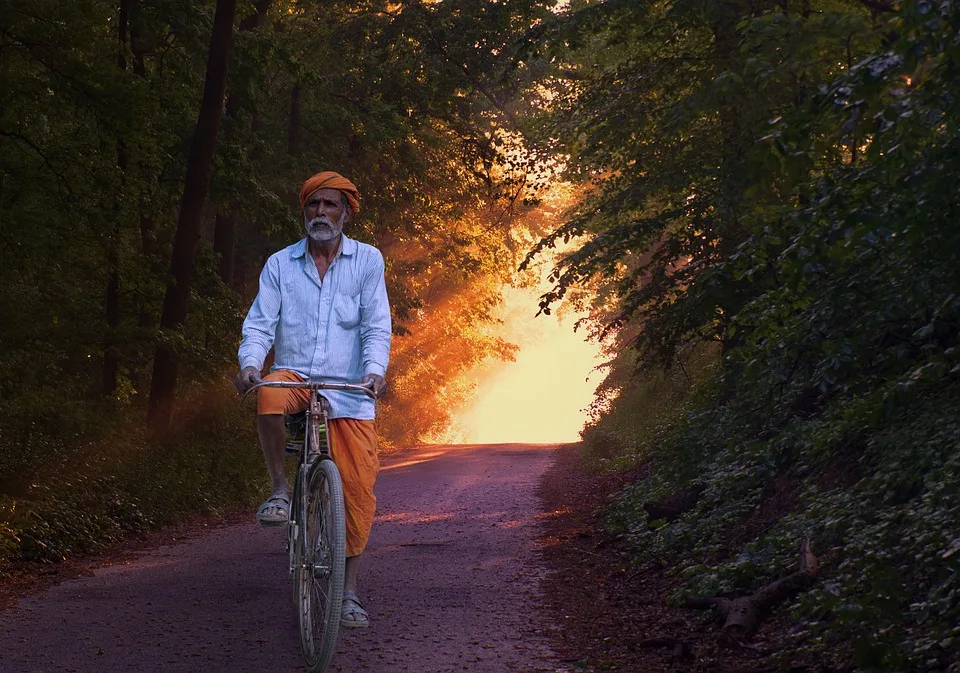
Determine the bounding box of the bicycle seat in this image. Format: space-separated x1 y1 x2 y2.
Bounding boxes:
283 397 332 455
284 395 332 423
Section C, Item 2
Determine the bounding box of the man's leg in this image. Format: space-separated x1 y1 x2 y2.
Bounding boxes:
345 555 361 595
255 414 290 523
254 370 309 524
342 554 365 625
258 414 288 494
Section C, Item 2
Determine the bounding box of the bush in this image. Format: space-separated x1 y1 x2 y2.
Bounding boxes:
600 358 960 671
0 381 265 567
580 342 720 472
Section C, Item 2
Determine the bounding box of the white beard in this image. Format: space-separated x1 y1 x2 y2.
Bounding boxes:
305 212 345 243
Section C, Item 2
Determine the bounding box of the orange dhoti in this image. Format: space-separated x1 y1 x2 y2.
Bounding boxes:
258 370 380 557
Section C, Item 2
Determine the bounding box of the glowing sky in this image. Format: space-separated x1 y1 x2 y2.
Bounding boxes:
450 285 605 444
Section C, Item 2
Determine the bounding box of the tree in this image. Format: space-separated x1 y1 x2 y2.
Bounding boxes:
547 2 960 668
148 0 238 428
521 0 877 368
0 0 555 444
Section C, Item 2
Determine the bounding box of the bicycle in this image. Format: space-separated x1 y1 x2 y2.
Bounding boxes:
244 379 376 673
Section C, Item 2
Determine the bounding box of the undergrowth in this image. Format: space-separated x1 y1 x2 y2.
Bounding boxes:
0 380 265 568
580 342 721 474
600 370 960 671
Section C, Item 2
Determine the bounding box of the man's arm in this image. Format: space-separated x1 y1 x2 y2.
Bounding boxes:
236 256 282 390
358 248 392 396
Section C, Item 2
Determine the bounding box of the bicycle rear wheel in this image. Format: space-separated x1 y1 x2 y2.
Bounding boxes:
296 459 346 673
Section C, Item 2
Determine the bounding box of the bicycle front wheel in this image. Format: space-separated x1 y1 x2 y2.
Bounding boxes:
296 459 346 673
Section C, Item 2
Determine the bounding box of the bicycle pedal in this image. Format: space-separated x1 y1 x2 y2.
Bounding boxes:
284 442 300 455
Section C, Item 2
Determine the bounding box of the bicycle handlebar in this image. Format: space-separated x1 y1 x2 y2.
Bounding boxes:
241 379 377 405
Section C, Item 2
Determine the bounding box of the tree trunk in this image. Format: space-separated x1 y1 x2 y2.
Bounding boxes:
126 0 159 393
148 0 238 428
103 226 121 396
129 0 147 77
211 0 272 288
137 215 157 331
233 253 249 295
711 0 749 355
685 540 819 638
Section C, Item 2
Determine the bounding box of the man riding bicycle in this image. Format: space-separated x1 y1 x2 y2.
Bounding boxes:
234 170 391 629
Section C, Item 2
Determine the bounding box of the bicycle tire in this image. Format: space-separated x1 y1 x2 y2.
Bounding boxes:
296 458 346 673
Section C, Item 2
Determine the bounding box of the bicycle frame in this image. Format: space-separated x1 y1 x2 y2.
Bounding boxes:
243 378 375 673
242 379 376 576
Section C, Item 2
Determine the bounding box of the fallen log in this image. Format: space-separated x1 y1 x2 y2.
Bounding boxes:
685 540 818 638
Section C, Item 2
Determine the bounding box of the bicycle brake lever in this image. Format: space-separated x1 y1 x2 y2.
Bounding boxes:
238 380 264 408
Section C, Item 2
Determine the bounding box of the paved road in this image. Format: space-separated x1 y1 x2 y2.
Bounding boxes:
0 443 567 673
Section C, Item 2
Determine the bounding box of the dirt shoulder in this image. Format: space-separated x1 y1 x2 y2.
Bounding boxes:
537 443 771 673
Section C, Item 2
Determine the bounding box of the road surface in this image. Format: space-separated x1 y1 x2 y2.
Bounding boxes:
0 443 568 673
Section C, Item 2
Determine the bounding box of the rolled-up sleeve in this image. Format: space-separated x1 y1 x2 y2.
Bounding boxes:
359 249 392 377
238 256 281 371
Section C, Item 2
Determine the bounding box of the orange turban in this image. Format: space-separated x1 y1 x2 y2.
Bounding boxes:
299 171 361 214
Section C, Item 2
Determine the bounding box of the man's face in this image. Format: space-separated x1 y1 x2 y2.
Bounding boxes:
303 187 349 243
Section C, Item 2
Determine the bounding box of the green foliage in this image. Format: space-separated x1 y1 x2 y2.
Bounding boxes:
550 0 960 670
523 0 880 366
606 379 960 671
0 0 556 450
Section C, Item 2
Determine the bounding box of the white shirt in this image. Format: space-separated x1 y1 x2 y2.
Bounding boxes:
238 235 391 419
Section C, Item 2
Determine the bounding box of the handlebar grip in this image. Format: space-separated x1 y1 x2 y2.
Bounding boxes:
241 380 377 402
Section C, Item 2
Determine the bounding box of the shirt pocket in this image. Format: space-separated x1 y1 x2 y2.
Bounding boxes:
279 276 317 337
334 291 361 329
279 279 298 331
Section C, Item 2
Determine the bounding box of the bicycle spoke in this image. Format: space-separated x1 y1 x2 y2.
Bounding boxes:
297 461 345 673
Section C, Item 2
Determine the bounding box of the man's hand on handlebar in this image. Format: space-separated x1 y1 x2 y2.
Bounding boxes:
234 366 262 394
360 373 387 399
